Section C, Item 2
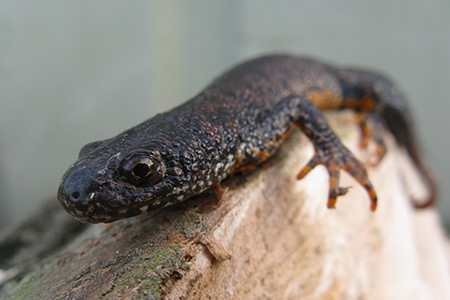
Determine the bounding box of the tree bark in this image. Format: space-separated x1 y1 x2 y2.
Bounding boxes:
1 112 448 300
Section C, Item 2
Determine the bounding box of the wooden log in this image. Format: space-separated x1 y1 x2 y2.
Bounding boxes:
0 112 448 300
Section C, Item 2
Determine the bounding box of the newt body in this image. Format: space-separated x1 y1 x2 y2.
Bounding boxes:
58 55 434 223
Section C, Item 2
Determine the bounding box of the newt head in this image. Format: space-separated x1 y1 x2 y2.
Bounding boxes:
57 135 193 223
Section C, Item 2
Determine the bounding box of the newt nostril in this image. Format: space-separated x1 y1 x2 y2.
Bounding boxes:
71 191 80 200
65 189 84 203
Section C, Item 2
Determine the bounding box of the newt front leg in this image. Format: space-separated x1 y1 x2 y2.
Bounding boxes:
293 97 377 211
236 95 377 211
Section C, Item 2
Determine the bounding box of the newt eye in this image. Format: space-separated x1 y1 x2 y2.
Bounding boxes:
132 162 151 178
121 156 165 186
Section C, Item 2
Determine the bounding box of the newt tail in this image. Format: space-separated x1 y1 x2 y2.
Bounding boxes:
381 103 437 207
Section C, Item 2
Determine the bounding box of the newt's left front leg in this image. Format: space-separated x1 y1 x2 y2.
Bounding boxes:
291 96 377 211
247 96 378 211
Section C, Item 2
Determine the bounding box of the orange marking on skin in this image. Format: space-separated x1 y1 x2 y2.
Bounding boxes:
344 98 376 111
357 111 388 165
230 149 277 173
297 165 313 180
369 190 378 211
348 160 365 173
345 161 356 171
376 145 387 158
329 176 338 190
328 162 339 172
214 184 225 198
231 127 295 174
357 113 371 148
213 184 226 208
327 197 337 209
306 90 342 109
355 174 369 186
230 155 251 173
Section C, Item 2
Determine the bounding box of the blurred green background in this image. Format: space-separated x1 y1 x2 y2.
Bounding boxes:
1 1 449 230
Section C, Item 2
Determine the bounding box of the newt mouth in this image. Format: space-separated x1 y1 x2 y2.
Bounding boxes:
57 166 172 223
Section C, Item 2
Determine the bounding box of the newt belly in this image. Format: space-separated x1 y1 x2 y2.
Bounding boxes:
58 54 435 223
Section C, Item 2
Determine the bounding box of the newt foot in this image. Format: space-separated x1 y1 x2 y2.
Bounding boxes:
358 113 387 166
297 140 377 211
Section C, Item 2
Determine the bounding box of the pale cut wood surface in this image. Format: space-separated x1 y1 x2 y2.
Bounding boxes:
0 112 448 300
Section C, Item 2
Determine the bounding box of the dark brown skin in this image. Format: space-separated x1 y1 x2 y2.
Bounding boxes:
58 54 435 223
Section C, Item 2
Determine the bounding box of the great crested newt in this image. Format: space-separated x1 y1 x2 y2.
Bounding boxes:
58 54 435 223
